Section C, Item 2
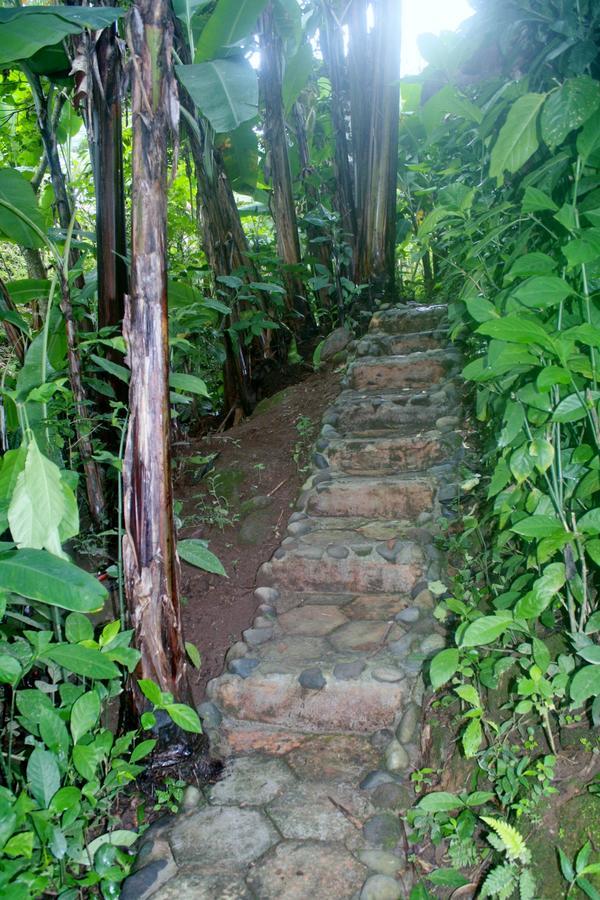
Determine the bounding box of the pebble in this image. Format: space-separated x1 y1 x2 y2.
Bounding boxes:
181 785 203 811
372 667 404 683
397 703 420 744
388 635 416 658
413 588 434 609
385 740 409 773
253 616 273 629
327 544 350 559
273 548 286 560
436 415 459 429
333 660 366 680
225 641 248 662
362 813 402 850
121 857 177 900
298 667 326 690
197 701 222 728
395 607 420 624
438 483 460 502
313 453 329 469
254 587 279 604
243 627 273 647
228 658 259 678
358 850 404 877
359 770 396 790
360 874 402 900
371 782 413 810
420 633 445 654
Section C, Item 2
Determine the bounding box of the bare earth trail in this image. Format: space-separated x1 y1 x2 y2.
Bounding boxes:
123 303 464 900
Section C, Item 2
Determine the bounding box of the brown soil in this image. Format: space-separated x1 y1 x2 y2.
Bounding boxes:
173 369 341 701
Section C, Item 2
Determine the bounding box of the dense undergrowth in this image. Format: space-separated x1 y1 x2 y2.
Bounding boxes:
401 1 600 897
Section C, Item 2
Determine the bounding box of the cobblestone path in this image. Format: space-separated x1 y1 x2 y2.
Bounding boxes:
123 303 463 900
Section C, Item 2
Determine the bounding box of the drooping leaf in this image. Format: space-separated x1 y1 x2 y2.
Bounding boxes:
8 437 67 557
416 792 463 813
176 58 258 132
0 6 125 68
164 703 203 733
490 93 546 183
512 276 573 310
169 372 210 397
0 549 107 612
282 41 313 112
0 169 45 249
178 539 226 575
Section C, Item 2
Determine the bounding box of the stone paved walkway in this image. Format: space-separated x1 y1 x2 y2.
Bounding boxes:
123 303 462 900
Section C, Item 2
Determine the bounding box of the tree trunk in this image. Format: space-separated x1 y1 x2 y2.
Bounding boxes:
123 0 192 717
320 2 357 256
91 24 128 333
422 250 434 299
347 0 371 236
351 0 400 298
259 3 306 322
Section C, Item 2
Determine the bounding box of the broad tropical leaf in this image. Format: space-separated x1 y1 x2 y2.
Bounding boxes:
176 59 258 132
489 93 546 183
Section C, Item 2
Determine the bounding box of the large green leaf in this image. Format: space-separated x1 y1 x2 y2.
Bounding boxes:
26 747 60 808
0 169 45 249
8 438 67 557
421 84 482 136
176 59 258 133
541 76 600 149
571 665 600 706
169 372 209 397
70 691 100 744
460 615 511 648
45 644 120 680
217 120 259 195
430 648 459 690
489 93 546 183
0 6 125 68
194 0 268 61
577 109 600 164
283 42 313 112
476 315 554 350
512 275 573 310
0 549 107 612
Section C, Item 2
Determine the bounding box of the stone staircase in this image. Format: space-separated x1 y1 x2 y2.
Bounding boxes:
125 303 462 900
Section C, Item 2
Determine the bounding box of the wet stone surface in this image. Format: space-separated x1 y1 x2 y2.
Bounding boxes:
132 304 458 898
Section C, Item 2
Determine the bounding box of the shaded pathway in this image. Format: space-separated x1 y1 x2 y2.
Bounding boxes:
124 303 463 900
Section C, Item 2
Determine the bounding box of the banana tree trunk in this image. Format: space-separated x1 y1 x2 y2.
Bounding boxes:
123 0 193 718
92 23 128 333
259 3 306 322
321 1 357 256
351 0 401 298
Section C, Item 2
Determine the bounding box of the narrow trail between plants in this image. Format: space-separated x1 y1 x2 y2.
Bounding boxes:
124 303 464 900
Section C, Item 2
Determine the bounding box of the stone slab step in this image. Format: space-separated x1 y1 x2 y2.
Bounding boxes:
347 349 460 392
257 538 431 594
207 669 410 734
325 387 459 435
357 330 445 357
369 304 447 335
319 430 459 475
304 475 436 520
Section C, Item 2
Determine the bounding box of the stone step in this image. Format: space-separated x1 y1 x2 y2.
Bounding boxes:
357 330 445 357
318 431 460 475
346 349 460 392
325 386 459 435
304 475 435 520
208 668 411 735
369 304 447 335
256 536 433 594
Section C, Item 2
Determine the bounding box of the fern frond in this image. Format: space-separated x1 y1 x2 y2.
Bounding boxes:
519 868 536 900
480 863 518 898
482 816 531 864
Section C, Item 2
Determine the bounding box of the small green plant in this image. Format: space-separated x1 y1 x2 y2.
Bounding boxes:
153 777 187 814
558 841 600 898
